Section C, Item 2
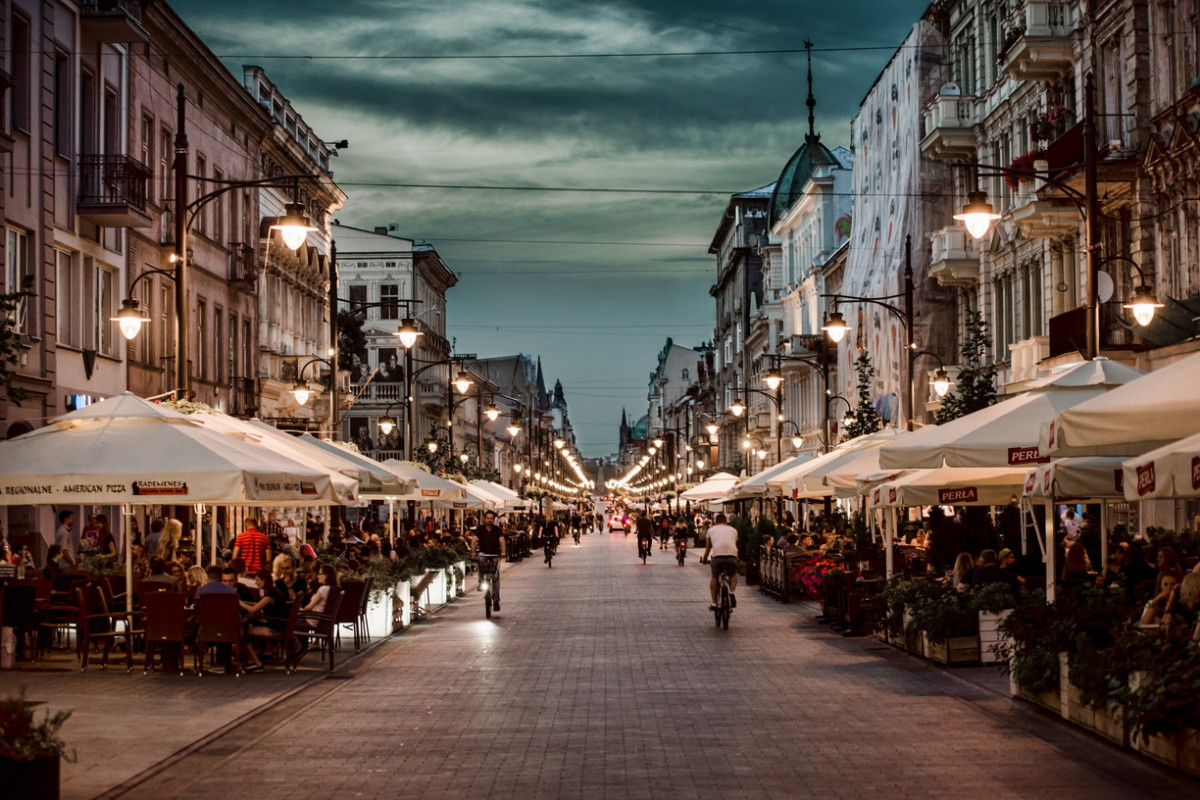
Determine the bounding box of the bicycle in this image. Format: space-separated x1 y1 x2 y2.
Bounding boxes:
573 527 581 546
479 555 500 618
714 569 732 629
637 536 651 564
675 537 687 566
544 537 554 568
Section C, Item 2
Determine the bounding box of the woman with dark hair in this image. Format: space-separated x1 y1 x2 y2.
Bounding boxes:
1060 540 1091 589
297 564 337 630
93 514 117 559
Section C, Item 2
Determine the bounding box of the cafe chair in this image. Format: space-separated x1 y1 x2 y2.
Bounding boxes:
73 585 138 671
143 591 188 675
334 580 367 653
195 593 243 677
296 587 343 672
250 597 303 673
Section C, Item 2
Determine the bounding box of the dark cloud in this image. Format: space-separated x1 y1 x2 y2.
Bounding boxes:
170 0 929 456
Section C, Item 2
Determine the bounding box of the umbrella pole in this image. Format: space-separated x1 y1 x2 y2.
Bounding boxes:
1099 500 1109 568
121 504 134 616
1044 500 1057 603
884 507 896 579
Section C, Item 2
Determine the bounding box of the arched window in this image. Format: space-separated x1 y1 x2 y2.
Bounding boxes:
681 367 690 382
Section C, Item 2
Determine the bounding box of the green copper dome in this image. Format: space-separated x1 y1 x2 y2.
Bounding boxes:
767 132 840 225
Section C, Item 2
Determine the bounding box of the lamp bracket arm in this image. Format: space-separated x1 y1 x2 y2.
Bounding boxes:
822 293 908 326
127 268 176 296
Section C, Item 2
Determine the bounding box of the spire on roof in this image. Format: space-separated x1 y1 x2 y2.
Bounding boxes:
804 40 817 141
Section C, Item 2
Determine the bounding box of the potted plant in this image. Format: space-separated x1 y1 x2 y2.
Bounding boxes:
969 582 1016 664
0 691 72 800
910 583 980 665
1006 148 1047 192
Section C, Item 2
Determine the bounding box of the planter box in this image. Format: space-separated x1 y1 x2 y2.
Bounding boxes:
365 578 409 636
1018 685 1063 715
1093 704 1127 747
924 634 981 666
424 569 448 606
903 611 923 656
0 755 60 800
1180 729 1200 779
1133 730 1179 769
455 561 467 597
978 610 1011 665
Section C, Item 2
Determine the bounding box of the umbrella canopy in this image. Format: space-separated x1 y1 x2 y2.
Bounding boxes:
185 412 359 504
283 431 415 495
471 480 528 510
1044 350 1200 458
868 466 1031 508
1024 457 1127 500
0 393 335 506
379 460 469 501
766 429 905 496
679 472 739 502
879 359 1144 470
725 455 815 501
1122 431 1200 500
433 482 499 510
792 430 906 495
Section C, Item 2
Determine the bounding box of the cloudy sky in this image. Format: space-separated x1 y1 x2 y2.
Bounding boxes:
172 0 930 457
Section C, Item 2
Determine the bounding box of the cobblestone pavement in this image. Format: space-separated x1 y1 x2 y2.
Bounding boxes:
10 533 1199 799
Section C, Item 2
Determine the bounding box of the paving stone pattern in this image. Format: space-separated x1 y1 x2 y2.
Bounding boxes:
13 533 1199 799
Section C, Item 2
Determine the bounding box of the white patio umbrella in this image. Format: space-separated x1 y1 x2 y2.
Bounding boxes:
432 482 499 510
679 472 739 502
766 429 904 496
0 393 337 612
298 434 416 495
791 429 907 496
1044 350 1200 458
725 455 814 501
379 460 468 501
868 466 1031 509
1024 457 1127 501
471 480 527 510
1122 431 1200 501
880 359 1144 470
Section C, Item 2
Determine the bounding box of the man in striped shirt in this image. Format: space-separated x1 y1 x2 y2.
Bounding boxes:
232 518 272 575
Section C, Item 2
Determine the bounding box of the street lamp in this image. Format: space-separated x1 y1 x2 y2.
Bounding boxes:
951 74 1161 357
453 370 473 394
763 367 784 392
116 86 318 399
728 398 746 417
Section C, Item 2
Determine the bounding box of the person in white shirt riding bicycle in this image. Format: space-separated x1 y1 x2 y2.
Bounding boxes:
700 513 739 610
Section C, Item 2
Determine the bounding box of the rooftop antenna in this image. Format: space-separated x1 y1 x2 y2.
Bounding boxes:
804 40 817 142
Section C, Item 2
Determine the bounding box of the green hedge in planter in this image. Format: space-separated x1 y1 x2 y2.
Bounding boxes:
908 581 977 644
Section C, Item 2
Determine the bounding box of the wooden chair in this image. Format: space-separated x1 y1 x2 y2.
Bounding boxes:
143 591 188 675
334 580 367 652
73 585 137 671
250 597 303 673
296 586 343 672
357 576 374 643
195 593 243 676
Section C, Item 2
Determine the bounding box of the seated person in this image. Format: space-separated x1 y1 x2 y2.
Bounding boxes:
43 544 66 582
1059 541 1091 587
1167 573 1200 637
971 549 1003 586
195 564 236 597
1096 550 1125 590
141 557 181 590
997 548 1026 592
1140 572 1182 627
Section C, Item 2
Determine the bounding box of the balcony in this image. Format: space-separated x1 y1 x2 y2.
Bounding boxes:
1009 168 1079 237
920 92 978 162
229 242 258 290
80 0 149 43
77 154 152 227
927 227 980 288
999 1 1075 82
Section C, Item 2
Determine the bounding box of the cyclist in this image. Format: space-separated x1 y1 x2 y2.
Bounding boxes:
700 512 739 610
635 511 655 559
672 519 690 561
473 510 506 611
658 512 672 550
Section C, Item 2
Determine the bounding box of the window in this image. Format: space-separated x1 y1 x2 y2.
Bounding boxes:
141 113 155 201
380 284 399 319
195 156 207 235
160 129 173 223
5 227 32 334
348 284 367 312
681 367 690 382
94 264 117 357
213 168 225 243
723 337 731 367
54 50 71 157
214 307 224 384
161 284 174 365
129 271 153 365
103 86 119 157
11 15 30 131
56 249 81 348
242 318 253 379
196 299 207 379
229 312 238 379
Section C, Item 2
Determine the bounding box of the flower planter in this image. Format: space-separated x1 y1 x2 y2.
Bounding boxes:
0 755 60 800
1093 704 1127 747
1133 730 1179 769
977 610 1010 665
424 569 448 606
455 561 467 597
1179 729 1200 779
924 634 981 666
903 611 923 656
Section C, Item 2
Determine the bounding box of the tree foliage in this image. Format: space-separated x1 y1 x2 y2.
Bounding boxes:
842 351 883 440
935 309 997 423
